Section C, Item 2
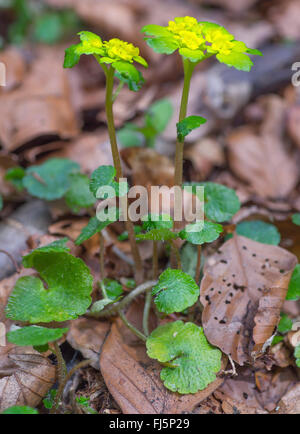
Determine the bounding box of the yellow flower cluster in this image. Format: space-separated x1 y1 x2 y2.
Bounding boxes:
104 38 140 63
167 17 205 51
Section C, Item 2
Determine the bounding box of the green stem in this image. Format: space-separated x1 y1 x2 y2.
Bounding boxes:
105 66 143 282
119 310 147 342
142 241 158 336
53 341 67 386
87 280 157 318
174 59 195 231
99 231 105 281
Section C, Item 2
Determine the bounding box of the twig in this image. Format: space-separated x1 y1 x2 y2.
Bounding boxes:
87 280 157 318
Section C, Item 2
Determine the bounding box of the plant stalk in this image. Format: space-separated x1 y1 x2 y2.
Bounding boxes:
195 244 202 285
105 66 143 283
99 231 105 280
119 310 147 342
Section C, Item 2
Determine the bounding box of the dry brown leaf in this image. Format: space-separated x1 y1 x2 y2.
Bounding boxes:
184 138 225 180
227 96 298 199
214 368 267 414
0 345 55 412
67 318 111 370
200 235 297 365
0 47 26 92
121 147 174 188
45 133 113 174
100 303 225 414
198 0 257 13
276 383 300 414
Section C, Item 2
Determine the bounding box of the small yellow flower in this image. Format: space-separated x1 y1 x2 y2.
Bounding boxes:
104 38 140 63
167 17 204 51
178 31 204 50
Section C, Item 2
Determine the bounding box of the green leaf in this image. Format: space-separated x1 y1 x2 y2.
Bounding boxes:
179 221 223 245
33 344 49 353
152 269 199 314
117 125 144 148
186 182 240 222
286 264 300 301
113 61 144 92
137 228 177 242
177 116 207 141
43 390 57 410
65 173 96 213
23 158 80 200
2 406 38 414
277 314 293 334
292 214 300 226
90 298 114 313
216 51 253 72
5 166 25 191
145 99 173 134
32 237 70 254
7 326 68 346
6 247 93 323
145 37 179 55
118 225 142 241
33 12 63 44
102 278 123 300
295 345 300 368
75 212 119 245
64 44 80 68
178 48 205 62
89 165 118 198
235 220 281 245
271 335 284 346
141 213 173 231
180 242 199 278
147 321 222 394
141 25 172 38
246 48 263 56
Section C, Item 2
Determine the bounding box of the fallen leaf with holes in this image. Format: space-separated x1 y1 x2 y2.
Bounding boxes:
200 234 297 365
227 96 298 199
276 383 300 414
0 344 55 412
100 303 225 414
67 318 111 370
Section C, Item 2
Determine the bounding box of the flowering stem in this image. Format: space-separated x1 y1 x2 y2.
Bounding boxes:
174 58 195 209
99 231 105 280
105 67 143 282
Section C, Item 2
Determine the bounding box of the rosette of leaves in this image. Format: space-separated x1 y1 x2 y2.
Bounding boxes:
5 238 93 323
152 268 199 313
142 17 262 70
64 31 148 91
146 321 222 394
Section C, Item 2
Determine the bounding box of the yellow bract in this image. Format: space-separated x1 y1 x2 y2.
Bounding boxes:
104 38 140 63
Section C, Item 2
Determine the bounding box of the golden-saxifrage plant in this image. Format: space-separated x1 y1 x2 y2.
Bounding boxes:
3 19 268 410
64 31 149 283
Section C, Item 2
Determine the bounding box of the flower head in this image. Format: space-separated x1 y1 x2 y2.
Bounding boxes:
104 38 140 62
142 17 262 70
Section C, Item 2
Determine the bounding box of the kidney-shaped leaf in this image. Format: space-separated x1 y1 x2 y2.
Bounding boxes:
137 228 177 242
23 158 80 201
236 220 280 246
75 211 119 245
147 321 222 394
6 246 93 323
185 182 240 222
180 221 223 245
7 326 68 346
152 269 199 314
